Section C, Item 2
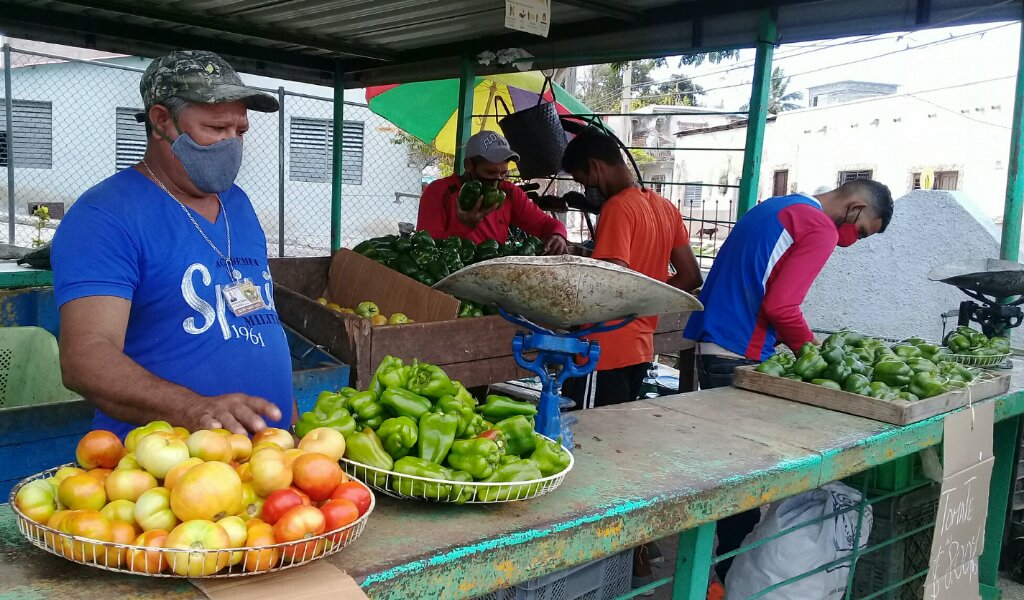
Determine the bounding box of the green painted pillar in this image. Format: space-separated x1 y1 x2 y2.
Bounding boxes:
453 58 476 175
1001 8 1024 262
331 64 345 252
672 523 716 599
736 9 777 219
979 415 1021 590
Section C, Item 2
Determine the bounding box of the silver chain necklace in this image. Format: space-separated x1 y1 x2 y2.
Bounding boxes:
141 160 237 282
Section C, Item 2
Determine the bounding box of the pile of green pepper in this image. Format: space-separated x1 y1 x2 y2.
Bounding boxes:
942 325 1011 357
297 355 571 503
457 180 506 211
352 230 545 318
754 329 982 401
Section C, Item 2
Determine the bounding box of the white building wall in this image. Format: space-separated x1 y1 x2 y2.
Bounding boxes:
673 78 1014 218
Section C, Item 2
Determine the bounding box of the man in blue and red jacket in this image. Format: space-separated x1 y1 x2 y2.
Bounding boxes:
683 178 893 579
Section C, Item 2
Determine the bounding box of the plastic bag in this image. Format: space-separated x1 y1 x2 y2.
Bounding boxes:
724 482 872 599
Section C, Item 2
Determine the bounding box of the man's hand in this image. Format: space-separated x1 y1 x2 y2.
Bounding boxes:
183 393 283 435
455 196 498 228
542 234 569 255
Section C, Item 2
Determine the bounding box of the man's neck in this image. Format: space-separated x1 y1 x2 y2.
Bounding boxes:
139 150 221 221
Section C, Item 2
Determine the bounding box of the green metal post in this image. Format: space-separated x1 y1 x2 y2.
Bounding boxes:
453 57 476 175
736 9 777 219
672 523 715 599
979 414 1021 595
330 64 345 252
1000 10 1024 262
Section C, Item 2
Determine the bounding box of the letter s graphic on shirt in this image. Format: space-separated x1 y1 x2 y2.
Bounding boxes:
181 263 216 335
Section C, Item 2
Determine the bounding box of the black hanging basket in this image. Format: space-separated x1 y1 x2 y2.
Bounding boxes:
495 78 567 179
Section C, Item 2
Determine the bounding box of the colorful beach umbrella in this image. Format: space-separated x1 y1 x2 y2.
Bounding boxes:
365 71 593 156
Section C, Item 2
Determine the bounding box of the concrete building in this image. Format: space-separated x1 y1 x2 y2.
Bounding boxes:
672 77 1014 222
0 40 421 253
807 80 898 107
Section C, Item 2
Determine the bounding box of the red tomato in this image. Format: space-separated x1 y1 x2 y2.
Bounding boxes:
320 499 360 543
288 486 312 506
261 489 305 525
273 505 326 561
291 453 342 502
329 482 372 516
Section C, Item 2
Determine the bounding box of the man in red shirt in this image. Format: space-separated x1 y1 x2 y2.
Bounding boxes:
560 130 702 409
417 131 569 254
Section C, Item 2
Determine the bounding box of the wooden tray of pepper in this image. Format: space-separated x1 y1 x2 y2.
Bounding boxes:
732 366 1010 425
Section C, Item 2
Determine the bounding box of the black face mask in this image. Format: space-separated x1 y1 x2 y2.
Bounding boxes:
583 167 607 207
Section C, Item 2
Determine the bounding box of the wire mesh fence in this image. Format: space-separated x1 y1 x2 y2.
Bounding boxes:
0 45 424 257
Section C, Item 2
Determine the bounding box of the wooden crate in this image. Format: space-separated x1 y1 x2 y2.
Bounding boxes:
270 256 694 390
732 366 1011 425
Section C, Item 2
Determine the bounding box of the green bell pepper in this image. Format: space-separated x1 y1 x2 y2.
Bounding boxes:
436 395 475 437
446 437 502 479
798 342 818 358
810 378 842 390
481 183 506 209
892 344 922 359
376 416 419 460
842 373 872 395
843 355 868 376
837 329 864 346
906 357 938 374
493 415 537 457
500 454 521 465
295 405 357 439
872 346 897 364
380 387 433 421
793 351 828 380
939 361 976 384
915 343 943 361
990 336 1011 354
945 333 972 354
344 428 394 470
410 230 436 249
820 360 852 384
896 391 920 402
392 456 453 499
458 180 484 211
822 333 847 350
346 390 387 429
820 345 845 365
452 381 477 407
873 360 913 388
529 435 571 476
850 347 875 363
313 390 349 416
463 414 492 438
375 356 410 390
477 459 544 502
907 372 949 399
446 468 476 504
477 395 539 422
417 411 459 464
755 361 786 377
407 361 457 399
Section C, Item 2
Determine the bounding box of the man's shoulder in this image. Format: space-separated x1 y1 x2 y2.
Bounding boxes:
67 169 150 218
424 175 461 196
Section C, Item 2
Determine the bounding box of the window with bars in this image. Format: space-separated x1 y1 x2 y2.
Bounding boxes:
912 171 959 191
649 174 666 196
683 181 703 207
115 107 147 170
0 99 52 169
289 117 364 185
837 170 873 185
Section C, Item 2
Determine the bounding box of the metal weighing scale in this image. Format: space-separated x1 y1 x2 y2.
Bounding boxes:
435 255 703 446
928 258 1024 338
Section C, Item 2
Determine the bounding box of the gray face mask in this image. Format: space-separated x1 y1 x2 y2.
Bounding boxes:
584 186 607 207
171 133 243 194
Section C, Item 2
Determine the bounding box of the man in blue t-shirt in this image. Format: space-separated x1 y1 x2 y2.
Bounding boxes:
52 51 293 439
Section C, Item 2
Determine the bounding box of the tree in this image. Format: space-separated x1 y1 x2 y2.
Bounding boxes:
740 67 804 114
578 59 707 113
387 128 454 177
678 50 740 68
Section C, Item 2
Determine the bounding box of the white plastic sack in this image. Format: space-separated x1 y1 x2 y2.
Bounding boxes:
724 482 872 600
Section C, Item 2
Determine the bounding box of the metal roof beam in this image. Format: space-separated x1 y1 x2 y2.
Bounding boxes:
0 2 340 84
41 0 395 62
553 0 642 23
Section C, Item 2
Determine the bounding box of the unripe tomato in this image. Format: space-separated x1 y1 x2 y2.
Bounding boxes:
272 505 325 561
76 430 126 470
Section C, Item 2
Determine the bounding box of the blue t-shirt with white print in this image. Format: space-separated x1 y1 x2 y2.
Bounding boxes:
52 167 292 438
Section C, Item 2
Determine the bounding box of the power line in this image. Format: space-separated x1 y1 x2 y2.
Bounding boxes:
906 93 1012 129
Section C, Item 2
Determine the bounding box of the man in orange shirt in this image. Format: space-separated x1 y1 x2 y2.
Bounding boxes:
560 130 702 409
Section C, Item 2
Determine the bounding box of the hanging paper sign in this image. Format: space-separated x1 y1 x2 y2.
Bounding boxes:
505 0 551 37
923 402 994 600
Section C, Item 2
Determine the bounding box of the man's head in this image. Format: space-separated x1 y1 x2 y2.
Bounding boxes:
462 131 519 186
560 130 631 207
139 51 278 196
816 179 894 247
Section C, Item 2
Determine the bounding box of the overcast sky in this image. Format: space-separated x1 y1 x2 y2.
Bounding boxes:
647 21 1021 111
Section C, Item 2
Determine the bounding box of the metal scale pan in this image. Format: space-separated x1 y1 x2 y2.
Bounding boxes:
433 255 703 329
927 258 1024 299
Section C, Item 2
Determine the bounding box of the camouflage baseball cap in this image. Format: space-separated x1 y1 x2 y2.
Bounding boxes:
141 50 279 112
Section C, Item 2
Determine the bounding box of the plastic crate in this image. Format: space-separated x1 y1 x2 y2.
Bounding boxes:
851 485 940 600
479 550 632 600
0 326 79 409
845 448 943 496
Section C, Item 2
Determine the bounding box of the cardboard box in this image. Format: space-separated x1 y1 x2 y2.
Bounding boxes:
270 253 695 390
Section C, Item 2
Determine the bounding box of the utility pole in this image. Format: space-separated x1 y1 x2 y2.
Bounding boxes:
620 62 632 147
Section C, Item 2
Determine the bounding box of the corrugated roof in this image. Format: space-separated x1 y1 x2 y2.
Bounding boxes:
0 0 1018 87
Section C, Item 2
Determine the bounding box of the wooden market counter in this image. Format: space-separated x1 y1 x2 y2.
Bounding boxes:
3 374 1023 600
